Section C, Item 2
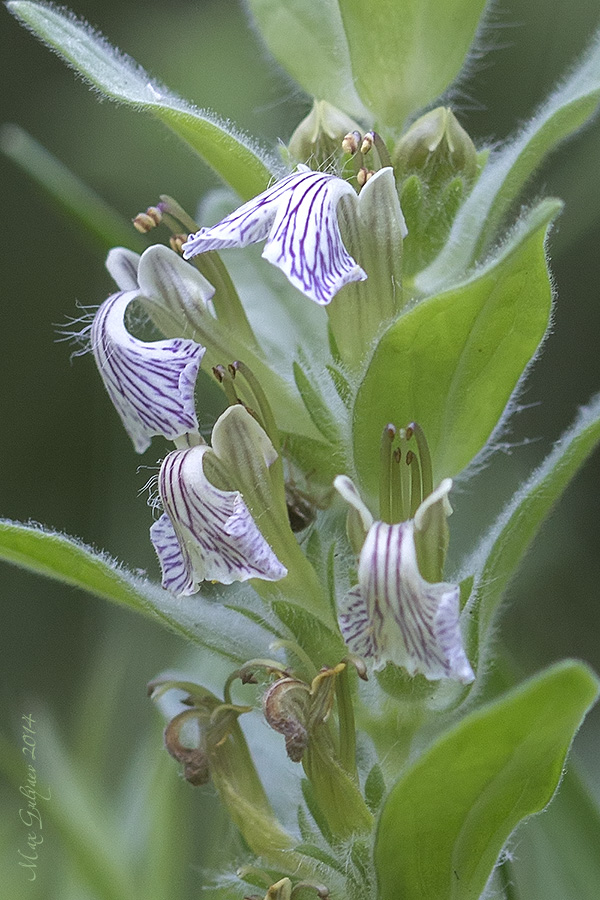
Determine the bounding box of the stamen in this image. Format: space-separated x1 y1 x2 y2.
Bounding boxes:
390 447 405 523
159 194 199 234
229 360 281 455
133 206 162 233
408 421 433 499
365 131 392 169
342 131 362 155
406 449 423 517
379 423 396 523
169 233 188 255
212 364 239 407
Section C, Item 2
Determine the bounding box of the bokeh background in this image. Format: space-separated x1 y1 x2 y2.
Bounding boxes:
1 0 600 896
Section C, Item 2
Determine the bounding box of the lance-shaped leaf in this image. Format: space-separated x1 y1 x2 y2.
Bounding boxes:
7 1 280 199
374 661 600 900
183 166 366 305
91 290 205 453
0 519 278 662
418 26 600 294
353 200 559 497
245 0 371 122
510 766 600 900
336 0 488 129
463 392 600 672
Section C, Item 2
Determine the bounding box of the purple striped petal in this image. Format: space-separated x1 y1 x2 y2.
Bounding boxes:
182 167 366 305
340 520 474 683
151 445 287 593
91 291 205 453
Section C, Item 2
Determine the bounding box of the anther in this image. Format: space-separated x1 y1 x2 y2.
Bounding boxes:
169 233 188 255
356 167 375 187
342 130 362 155
133 206 162 233
360 132 374 155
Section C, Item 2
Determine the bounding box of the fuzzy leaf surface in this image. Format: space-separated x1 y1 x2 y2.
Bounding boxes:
0 519 275 662
353 201 559 496
374 661 599 900
418 27 600 293
337 0 488 128
8 1 280 199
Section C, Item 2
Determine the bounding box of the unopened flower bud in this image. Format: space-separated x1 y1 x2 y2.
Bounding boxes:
393 107 478 187
288 100 362 167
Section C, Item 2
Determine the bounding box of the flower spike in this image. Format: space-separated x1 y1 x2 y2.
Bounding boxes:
182 166 367 305
150 443 287 593
91 291 205 453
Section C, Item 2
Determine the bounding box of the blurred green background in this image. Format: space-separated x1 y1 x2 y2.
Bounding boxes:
1 0 600 895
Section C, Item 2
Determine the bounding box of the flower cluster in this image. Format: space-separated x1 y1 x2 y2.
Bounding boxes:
87 164 472 686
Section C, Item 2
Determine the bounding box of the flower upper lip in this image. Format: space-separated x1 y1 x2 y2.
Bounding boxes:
182 166 368 305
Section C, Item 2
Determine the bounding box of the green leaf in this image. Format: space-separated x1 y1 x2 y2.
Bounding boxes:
418 27 600 294
0 125 144 251
293 360 344 446
245 0 371 121
374 661 599 900
353 200 559 496
337 0 488 129
0 519 276 662
510 766 600 900
464 392 600 669
8 1 280 199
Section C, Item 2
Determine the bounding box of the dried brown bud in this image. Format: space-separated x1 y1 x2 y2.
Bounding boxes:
262 677 311 762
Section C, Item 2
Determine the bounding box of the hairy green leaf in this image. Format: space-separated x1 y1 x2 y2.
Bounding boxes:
0 519 276 661
374 661 599 900
337 0 488 129
464 392 600 670
245 0 371 121
353 201 559 496
418 27 600 294
8 1 280 199
511 766 600 900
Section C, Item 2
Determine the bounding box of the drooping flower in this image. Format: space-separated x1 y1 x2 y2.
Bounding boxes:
150 406 287 594
182 166 368 305
334 475 474 683
91 290 205 453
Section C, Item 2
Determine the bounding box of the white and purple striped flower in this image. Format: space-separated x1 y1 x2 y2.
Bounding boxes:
334 475 474 683
91 290 205 453
150 437 287 595
182 166 367 305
